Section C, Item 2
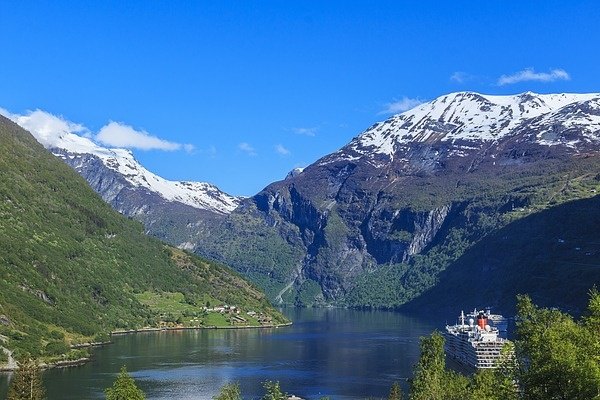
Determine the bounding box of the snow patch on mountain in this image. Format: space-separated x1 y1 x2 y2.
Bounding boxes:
3 109 241 214
285 167 305 180
524 98 600 147
325 92 600 165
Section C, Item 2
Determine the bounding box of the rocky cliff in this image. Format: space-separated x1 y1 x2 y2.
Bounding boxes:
193 92 600 311
0 109 242 247
9 92 600 311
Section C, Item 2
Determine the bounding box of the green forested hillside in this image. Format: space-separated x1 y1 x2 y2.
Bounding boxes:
343 163 600 313
202 153 600 311
404 193 600 315
0 116 285 362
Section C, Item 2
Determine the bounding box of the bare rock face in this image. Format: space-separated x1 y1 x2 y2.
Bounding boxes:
8 125 243 247
53 149 227 244
16 92 600 309
193 92 600 307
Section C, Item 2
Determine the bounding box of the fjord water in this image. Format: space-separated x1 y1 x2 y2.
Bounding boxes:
1 308 437 399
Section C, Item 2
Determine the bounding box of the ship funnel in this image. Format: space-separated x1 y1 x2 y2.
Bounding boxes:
477 312 488 329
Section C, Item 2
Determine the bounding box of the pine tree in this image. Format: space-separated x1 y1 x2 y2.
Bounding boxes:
388 381 403 400
262 381 286 400
105 366 145 400
214 382 242 400
7 359 45 400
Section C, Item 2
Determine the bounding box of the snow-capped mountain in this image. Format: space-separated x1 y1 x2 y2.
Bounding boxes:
285 167 305 180
53 144 240 215
190 91 600 309
322 91 600 166
5 111 241 215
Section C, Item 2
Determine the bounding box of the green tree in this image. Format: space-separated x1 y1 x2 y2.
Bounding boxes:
492 342 519 400
388 381 403 400
7 360 45 400
467 368 518 400
409 332 468 400
584 287 600 336
262 381 286 400
516 294 600 400
214 382 241 400
442 371 469 400
409 332 446 400
105 366 145 400
467 370 497 400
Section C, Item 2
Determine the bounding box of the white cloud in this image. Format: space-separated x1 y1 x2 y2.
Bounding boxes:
238 142 257 156
450 71 472 83
1 107 194 153
497 68 571 86
275 144 290 156
96 121 193 152
379 97 423 115
0 108 90 148
292 127 317 136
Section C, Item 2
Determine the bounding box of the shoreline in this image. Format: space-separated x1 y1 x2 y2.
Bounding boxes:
0 321 292 372
111 321 293 335
0 357 90 373
41 357 90 370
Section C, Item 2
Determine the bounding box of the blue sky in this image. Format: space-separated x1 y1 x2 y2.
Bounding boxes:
1 1 599 196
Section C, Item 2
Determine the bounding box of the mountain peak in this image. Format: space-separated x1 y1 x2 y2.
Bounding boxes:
323 91 600 166
285 167 305 180
2 109 241 214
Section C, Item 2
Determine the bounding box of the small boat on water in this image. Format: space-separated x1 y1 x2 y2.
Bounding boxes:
444 310 512 369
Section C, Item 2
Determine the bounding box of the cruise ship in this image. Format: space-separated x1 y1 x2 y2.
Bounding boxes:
466 307 508 334
444 310 512 369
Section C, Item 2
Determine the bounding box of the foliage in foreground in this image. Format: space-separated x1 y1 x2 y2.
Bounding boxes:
7 360 45 400
388 381 403 400
515 290 600 400
409 290 600 400
105 366 145 400
262 380 288 400
213 382 241 400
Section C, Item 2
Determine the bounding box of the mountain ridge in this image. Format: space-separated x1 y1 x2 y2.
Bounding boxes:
6 91 600 312
321 91 600 167
0 109 241 215
192 91 600 311
0 114 285 363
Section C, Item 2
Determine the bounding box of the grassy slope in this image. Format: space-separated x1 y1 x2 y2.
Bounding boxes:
0 116 285 362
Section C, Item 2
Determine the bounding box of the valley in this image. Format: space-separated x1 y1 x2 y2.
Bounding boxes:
2 3 599 399
0 116 287 370
17 92 600 315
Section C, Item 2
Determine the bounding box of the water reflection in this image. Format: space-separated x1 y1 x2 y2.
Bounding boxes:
1 308 437 400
